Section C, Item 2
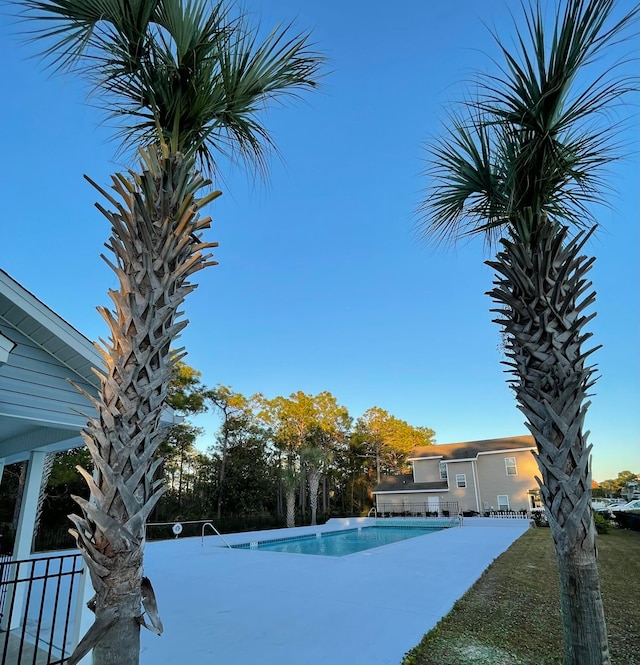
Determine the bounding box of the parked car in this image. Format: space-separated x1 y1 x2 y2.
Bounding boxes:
610 499 640 513
591 500 613 513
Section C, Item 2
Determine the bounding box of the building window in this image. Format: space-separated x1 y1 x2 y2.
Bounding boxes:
439 462 448 480
497 495 510 511
456 473 467 488
505 457 517 476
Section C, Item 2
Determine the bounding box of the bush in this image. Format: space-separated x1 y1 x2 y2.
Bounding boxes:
531 511 549 528
531 510 549 527
593 512 611 534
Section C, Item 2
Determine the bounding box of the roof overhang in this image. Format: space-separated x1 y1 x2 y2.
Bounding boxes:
409 446 536 463
0 270 101 384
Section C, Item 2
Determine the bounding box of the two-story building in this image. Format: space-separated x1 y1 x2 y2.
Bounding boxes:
373 435 540 515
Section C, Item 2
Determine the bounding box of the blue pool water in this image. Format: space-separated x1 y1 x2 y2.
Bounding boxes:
232 524 447 557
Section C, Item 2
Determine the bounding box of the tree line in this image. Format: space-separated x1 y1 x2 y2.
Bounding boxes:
153 362 436 527
593 471 640 499
0 361 435 548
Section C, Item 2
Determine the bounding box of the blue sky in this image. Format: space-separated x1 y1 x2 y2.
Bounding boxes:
0 1 637 481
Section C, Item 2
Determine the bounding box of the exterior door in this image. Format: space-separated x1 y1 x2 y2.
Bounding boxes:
428 496 440 515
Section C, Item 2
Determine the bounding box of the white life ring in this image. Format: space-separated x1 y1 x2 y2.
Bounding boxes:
172 523 183 536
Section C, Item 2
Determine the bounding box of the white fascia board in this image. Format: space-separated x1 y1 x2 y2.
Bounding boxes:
409 456 476 463
372 488 449 495
476 448 535 456
411 448 535 463
0 271 101 367
442 457 476 463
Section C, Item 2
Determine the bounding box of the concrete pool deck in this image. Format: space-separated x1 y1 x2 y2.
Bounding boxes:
137 517 530 665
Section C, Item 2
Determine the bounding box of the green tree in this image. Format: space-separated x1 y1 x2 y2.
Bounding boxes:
19 3 323 663
166 360 208 415
259 391 350 521
159 423 203 513
597 470 640 497
356 407 435 484
206 385 255 519
420 2 637 662
338 435 372 515
211 419 277 517
158 362 208 514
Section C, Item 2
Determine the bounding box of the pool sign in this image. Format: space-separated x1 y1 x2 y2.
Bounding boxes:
172 523 183 537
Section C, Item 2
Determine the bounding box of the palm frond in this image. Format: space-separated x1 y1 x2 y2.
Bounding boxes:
17 0 325 178
419 0 639 246
419 111 509 247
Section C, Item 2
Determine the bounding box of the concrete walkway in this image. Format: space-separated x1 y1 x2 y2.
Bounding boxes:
139 517 530 665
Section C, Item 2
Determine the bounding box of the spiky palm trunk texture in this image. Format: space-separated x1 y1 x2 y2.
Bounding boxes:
488 222 609 665
68 149 219 665
308 468 321 526
285 489 296 528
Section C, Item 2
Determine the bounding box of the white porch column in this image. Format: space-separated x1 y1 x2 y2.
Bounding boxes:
1 450 46 631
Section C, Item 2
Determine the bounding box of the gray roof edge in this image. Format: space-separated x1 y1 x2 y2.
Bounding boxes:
409 436 535 461
0 269 102 369
1 270 176 424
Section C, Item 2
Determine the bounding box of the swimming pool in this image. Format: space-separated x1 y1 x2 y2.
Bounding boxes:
231 524 448 557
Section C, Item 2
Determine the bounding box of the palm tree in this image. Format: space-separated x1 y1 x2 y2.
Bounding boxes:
301 445 332 526
281 466 299 529
19 2 322 664
420 1 637 663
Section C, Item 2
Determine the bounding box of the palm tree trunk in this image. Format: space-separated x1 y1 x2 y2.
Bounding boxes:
308 469 321 526
67 148 219 665
285 489 296 528
488 222 609 665
322 476 327 513
216 429 229 520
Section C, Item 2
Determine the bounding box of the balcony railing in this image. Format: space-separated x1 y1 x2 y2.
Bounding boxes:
0 552 83 665
376 502 460 518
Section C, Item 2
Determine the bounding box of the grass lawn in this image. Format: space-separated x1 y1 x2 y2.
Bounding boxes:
402 526 640 665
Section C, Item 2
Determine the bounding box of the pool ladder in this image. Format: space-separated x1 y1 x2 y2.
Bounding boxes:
201 522 233 548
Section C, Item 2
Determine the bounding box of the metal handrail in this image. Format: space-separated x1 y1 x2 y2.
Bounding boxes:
367 507 377 518
201 523 233 549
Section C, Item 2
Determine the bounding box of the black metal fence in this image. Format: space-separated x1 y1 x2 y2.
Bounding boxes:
376 502 460 517
0 553 83 665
